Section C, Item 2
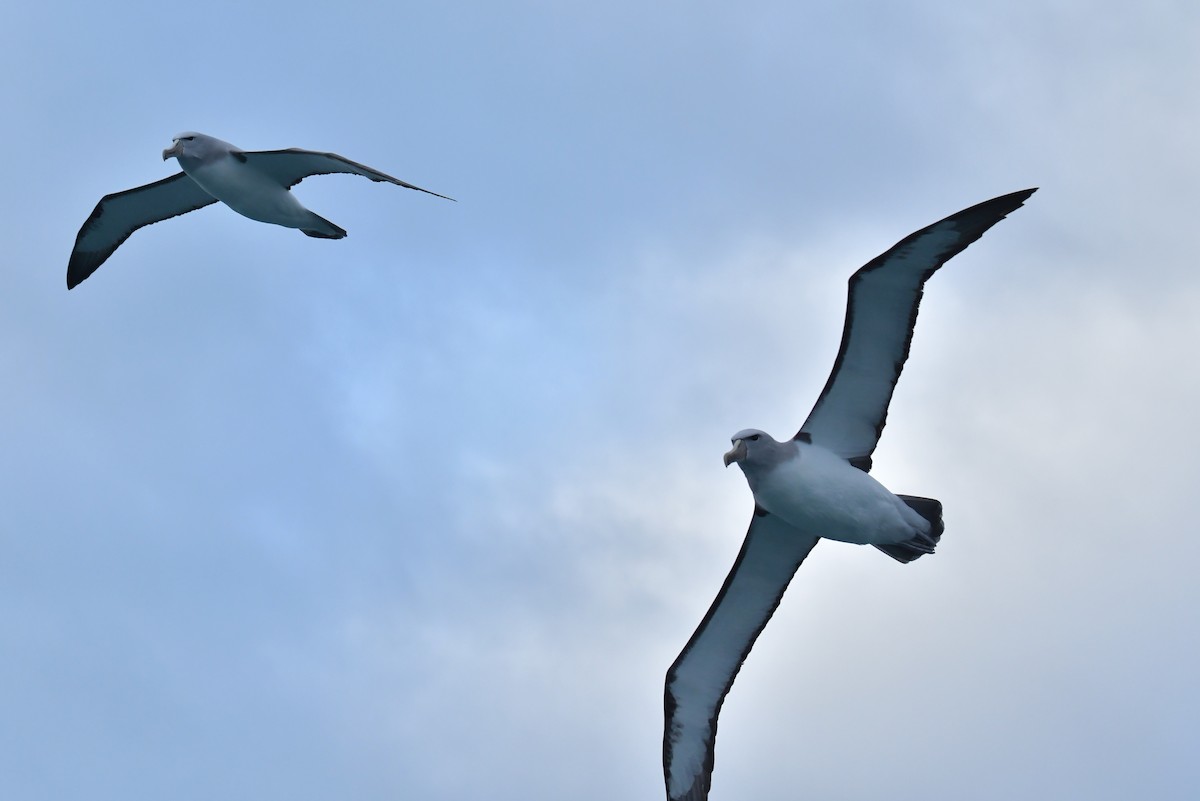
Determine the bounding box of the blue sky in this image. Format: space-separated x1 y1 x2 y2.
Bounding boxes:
2 1 1198 799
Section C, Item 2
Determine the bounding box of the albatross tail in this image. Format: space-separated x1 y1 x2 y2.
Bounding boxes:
874 495 944 563
300 212 347 239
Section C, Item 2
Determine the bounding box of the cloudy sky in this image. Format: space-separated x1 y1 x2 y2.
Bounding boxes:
3 1 1198 799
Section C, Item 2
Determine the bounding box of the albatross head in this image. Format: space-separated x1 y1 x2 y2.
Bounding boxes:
724 429 791 472
162 132 236 163
725 429 768 466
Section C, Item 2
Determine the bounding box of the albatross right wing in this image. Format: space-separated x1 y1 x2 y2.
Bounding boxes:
797 188 1036 470
242 148 455 201
68 173 218 289
664 511 820 801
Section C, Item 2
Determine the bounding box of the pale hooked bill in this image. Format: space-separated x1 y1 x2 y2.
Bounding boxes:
663 189 1036 801
66 132 453 289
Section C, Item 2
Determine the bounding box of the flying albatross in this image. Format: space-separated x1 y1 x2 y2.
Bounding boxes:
662 188 1036 801
66 132 453 289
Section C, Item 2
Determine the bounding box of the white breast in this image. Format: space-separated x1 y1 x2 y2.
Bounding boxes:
184 156 309 226
753 443 927 546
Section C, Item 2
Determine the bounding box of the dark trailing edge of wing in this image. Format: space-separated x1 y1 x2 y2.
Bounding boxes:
796 188 1037 466
244 148 457 201
248 148 392 187
663 512 819 801
67 172 219 289
662 517 771 801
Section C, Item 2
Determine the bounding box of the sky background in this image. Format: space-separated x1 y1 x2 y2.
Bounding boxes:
3 1 1198 799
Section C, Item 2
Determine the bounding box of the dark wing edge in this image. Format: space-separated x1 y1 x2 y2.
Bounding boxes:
796 188 1037 466
663 511 820 801
67 173 218 289
242 149 456 201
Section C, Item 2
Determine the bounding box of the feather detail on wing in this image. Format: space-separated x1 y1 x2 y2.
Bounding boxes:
797 188 1036 469
663 511 820 801
67 173 218 289
242 149 455 200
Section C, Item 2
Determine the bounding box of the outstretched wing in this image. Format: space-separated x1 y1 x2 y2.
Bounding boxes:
67 173 219 289
242 149 455 201
664 511 820 801
797 188 1036 470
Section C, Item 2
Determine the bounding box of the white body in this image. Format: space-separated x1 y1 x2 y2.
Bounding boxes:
748 440 930 546
170 137 338 235
182 153 315 229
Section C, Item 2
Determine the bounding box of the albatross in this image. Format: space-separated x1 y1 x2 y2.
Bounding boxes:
662 188 1036 801
66 132 453 289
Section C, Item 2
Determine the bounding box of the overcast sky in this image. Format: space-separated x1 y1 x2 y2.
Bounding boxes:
2 1 1198 800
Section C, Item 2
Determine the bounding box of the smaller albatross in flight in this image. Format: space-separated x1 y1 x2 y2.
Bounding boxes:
662 188 1036 801
66 132 453 289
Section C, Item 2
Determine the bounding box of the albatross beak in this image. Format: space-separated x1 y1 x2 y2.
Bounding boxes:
723 439 747 467
162 141 183 161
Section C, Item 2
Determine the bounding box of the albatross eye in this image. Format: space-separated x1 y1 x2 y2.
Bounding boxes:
747 434 760 441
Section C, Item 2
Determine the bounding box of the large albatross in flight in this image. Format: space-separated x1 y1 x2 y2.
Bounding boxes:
662 188 1036 801
66 132 453 289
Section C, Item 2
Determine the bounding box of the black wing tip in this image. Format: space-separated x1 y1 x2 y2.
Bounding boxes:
370 176 455 202
1002 186 1038 201
410 185 456 202
950 187 1038 231
854 187 1036 281
988 186 1038 209
66 252 105 289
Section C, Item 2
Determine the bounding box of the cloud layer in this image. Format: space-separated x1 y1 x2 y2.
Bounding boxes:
2 1 1198 800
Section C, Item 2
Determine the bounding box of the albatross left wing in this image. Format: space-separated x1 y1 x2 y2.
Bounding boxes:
797 188 1036 470
664 511 820 801
242 149 455 201
68 172 219 289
